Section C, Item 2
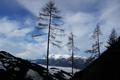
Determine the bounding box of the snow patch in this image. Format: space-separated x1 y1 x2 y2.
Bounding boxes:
26 69 43 80
49 53 88 60
0 61 6 70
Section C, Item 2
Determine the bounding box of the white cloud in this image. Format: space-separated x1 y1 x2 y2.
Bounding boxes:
0 18 18 35
99 0 120 32
17 0 48 16
1 0 120 59
0 38 25 54
10 28 32 37
0 17 32 37
0 37 46 59
64 12 96 36
17 0 98 16
18 0 119 57
63 12 97 51
16 0 99 57
0 17 44 59
15 42 47 59
0 17 63 59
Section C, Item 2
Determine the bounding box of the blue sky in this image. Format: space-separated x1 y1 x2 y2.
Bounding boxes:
0 0 120 59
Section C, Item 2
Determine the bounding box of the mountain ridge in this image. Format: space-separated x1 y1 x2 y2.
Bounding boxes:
0 51 72 80
31 55 87 69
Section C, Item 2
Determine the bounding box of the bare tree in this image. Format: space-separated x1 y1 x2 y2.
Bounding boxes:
86 24 102 58
33 0 63 76
92 24 102 57
86 43 99 58
67 32 79 76
107 28 118 46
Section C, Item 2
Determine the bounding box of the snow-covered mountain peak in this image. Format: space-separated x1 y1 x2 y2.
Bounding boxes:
49 53 87 60
49 54 70 59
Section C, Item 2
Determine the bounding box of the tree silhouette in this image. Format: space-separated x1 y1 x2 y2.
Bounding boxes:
107 28 118 46
85 43 98 58
92 24 102 57
67 32 79 76
32 0 63 76
86 24 102 58
72 37 120 80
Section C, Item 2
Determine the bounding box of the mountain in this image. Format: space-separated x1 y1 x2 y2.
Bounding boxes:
0 51 72 80
31 55 87 69
72 37 120 80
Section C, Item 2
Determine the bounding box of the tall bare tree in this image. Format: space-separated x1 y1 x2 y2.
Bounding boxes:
86 24 102 58
33 0 63 76
67 32 79 76
92 24 102 57
108 28 118 46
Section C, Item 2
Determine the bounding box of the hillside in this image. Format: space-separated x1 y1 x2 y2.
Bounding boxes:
0 51 71 80
72 37 120 80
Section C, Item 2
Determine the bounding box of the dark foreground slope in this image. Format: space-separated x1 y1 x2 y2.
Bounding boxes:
0 51 71 80
72 37 120 80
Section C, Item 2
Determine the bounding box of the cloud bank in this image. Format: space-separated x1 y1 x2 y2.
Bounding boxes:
0 0 120 59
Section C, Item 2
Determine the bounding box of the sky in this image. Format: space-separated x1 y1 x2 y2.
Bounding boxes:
0 0 120 59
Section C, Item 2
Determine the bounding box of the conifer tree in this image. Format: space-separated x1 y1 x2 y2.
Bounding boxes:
108 28 118 46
